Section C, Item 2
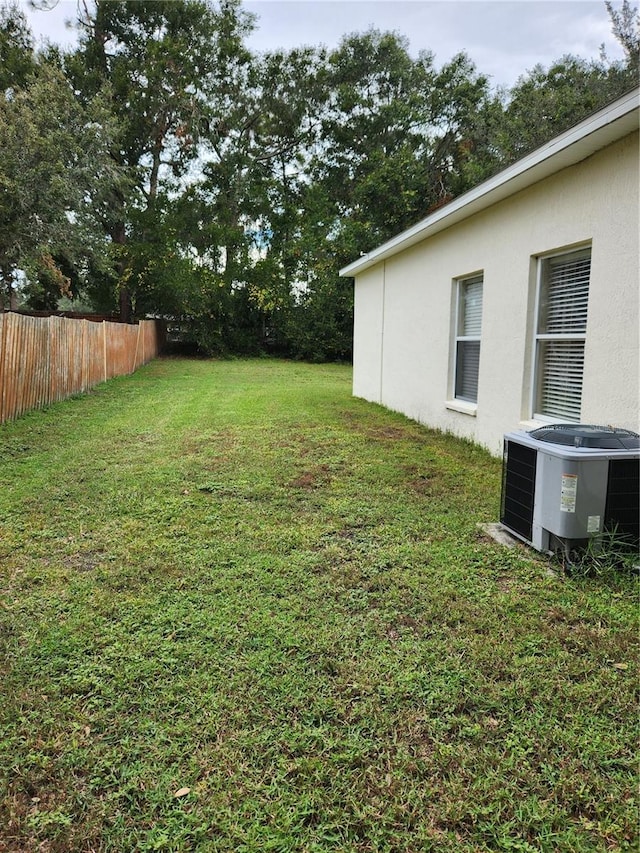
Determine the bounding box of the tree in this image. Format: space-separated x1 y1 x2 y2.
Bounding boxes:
489 2 638 167
212 46 329 347
271 31 494 360
606 0 640 74
11 0 633 359
0 1 34 93
0 60 122 309
149 40 330 352
65 0 255 321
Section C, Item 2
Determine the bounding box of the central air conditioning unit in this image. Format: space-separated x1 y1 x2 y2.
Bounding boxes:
500 424 640 555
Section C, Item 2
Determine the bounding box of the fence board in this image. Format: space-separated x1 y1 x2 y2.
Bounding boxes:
0 313 164 424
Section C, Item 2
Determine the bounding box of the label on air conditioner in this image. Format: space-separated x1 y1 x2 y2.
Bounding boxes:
587 515 601 533
560 473 578 513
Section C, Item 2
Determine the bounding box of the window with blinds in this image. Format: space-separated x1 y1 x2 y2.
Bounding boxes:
534 249 590 421
454 275 483 403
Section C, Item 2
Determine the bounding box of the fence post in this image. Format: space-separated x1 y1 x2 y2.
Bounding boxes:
103 320 107 383
0 313 6 423
133 322 141 373
44 315 49 408
81 319 87 392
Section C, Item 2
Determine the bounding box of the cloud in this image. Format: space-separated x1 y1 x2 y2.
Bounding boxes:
21 0 626 89
244 0 626 86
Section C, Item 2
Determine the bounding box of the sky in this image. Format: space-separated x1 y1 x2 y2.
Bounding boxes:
21 0 626 90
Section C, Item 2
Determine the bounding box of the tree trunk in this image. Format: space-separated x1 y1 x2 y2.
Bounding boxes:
112 221 132 323
149 140 162 206
0 265 16 311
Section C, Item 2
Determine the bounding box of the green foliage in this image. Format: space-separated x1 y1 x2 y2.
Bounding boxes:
556 526 640 581
23 251 74 311
495 55 636 163
64 0 255 319
485 1 638 169
285 274 354 362
606 0 640 73
178 274 264 357
0 59 122 307
68 0 249 189
315 31 494 250
0 1 34 92
2 0 638 356
249 31 498 361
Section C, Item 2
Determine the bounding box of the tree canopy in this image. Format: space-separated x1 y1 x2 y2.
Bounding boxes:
0 3 123 309
1 0 637 353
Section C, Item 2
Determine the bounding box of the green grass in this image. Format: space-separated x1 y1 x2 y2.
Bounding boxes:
0 358 637 853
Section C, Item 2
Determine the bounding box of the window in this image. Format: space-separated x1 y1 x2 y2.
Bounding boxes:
454 275 483 403
534 248 590 421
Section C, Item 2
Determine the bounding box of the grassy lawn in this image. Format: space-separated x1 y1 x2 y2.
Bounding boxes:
0 358 637 853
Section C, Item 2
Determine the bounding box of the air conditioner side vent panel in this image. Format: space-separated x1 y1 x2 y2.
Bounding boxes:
501 440 537 542
605 459 640 547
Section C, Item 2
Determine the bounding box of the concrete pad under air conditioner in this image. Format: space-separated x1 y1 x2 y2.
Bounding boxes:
478 523 562 579
477 523 521 548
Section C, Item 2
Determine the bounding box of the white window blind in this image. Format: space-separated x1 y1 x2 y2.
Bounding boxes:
535 250 590 421
462 278 483 335
455 275 483 403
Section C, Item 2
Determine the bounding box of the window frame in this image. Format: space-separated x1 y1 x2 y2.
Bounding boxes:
531 245 591 422
453 273 483 405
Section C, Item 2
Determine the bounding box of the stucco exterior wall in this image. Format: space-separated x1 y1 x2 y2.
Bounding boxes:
352 265 385 403
351 131 639 456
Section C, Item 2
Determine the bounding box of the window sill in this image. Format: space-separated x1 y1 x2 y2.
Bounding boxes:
445 400 477 417
518 418 544 430
518 417 568 431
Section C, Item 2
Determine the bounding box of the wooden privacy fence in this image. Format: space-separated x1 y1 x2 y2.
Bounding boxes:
0 313 165 424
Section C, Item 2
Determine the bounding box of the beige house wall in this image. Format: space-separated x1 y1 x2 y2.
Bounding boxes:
352 131 639 456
